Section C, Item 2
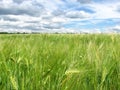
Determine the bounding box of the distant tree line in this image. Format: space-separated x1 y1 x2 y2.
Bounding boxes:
0 32 9 34
0 32 29 34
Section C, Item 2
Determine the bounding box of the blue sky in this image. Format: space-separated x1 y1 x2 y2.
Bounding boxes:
0 0 120 33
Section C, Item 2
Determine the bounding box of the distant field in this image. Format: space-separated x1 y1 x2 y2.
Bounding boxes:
0 34 120 90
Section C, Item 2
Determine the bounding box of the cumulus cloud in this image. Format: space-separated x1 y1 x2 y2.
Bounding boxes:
0 0 120 33
116 5 120 13
109 25 120 33
77 0 92 4
43 24 61 29
0 15 18 21
65 10 90 19
52 9 65 16
89 2 120 19
0 0 44 16
0 0 64 32
12 0 22 4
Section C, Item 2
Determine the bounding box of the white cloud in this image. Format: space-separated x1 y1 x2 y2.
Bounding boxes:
77 0 92 4
109 25 120 33
0 0 120 33
66 10 90 19
0 0 44 16
52 17 67 23
89 2 120 19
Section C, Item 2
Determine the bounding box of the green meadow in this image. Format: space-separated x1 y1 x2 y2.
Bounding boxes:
0 34 120 90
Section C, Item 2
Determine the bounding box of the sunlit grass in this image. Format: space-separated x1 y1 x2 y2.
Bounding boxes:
0 34 120 90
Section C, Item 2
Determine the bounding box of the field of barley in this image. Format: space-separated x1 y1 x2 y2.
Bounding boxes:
0 34 120 90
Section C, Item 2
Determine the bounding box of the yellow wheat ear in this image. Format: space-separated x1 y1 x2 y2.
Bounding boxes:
65 69 80 75
10 76 18 90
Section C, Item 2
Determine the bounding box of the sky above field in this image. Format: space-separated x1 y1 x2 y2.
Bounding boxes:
0 0 120 33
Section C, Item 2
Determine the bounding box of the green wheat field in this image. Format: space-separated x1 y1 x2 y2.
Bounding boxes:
0 34 120 90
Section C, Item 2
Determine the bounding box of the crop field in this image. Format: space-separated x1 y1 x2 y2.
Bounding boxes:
0 34 120 90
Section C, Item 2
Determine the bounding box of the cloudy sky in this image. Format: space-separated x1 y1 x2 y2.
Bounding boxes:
0 0 120 33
